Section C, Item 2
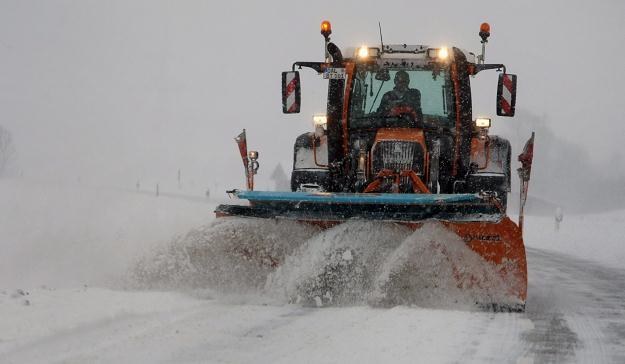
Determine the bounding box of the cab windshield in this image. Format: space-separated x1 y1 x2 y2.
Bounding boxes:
348 66 454 130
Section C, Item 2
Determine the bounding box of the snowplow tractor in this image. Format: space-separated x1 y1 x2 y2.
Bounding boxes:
215 22 533 312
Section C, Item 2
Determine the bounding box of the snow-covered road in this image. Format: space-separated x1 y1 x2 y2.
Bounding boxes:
1 248 624 363
523 248 625 363
1 180 624 363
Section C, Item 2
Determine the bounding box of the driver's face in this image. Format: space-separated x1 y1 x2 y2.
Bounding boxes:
395 78 409 91
394 72 410 91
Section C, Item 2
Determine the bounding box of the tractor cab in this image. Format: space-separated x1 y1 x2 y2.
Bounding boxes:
285 22 518 210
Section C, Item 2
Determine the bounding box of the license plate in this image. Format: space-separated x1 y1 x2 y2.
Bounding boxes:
323 67 346 79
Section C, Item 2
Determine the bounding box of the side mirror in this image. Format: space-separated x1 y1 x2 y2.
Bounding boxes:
282 71 301 113
497 73 517 117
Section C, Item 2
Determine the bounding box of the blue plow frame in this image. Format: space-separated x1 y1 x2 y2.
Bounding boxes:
234 190 482 205
216 190 502 223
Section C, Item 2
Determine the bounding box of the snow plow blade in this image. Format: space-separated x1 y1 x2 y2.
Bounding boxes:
215 190 527 311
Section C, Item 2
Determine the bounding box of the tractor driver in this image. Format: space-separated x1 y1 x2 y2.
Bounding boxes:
376 70 423 127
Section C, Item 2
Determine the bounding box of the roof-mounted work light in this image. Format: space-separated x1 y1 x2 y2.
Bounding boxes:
357 45 369 58
427 47 449 61
438 47 449 60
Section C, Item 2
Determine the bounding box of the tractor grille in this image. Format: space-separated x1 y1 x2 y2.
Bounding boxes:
372 141 424 175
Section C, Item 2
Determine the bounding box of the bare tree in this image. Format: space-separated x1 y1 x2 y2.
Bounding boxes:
0 125 17 177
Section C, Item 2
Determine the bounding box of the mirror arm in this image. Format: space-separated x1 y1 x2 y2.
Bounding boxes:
474 63 507 74
292 62 328 73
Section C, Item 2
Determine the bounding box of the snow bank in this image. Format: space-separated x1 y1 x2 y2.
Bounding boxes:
370 222 517 309
265 221 518 309
131 217 320 292
265 221 412 305
132 218 519 309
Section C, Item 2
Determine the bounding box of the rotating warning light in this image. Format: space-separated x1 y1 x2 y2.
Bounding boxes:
479 22 491 42
357 45 369 58
321 20 332 38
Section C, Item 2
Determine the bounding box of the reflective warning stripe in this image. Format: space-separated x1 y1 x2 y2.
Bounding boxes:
500 74 514 115
284 72 298 113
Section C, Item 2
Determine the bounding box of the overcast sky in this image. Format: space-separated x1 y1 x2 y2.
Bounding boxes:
1 0 624 201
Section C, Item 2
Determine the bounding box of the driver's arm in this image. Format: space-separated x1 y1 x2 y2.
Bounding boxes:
376 92 394 115
410 88 423 122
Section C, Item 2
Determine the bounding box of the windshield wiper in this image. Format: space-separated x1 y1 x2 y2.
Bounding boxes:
368 81 386 114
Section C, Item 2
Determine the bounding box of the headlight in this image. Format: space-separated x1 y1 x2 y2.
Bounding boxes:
313 114 327 127
475 117 491 128
313 114 327 137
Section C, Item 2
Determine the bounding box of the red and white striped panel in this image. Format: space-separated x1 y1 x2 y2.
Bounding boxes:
500 74 513 114
497 73 517 117
282 71 300 113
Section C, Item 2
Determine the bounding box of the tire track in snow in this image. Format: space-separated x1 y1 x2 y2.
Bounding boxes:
521 248 625 363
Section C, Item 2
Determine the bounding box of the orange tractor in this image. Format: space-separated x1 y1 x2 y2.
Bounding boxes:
216 22 534 311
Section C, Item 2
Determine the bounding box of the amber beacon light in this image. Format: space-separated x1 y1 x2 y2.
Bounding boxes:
321 20 332 38
479 22 491 41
